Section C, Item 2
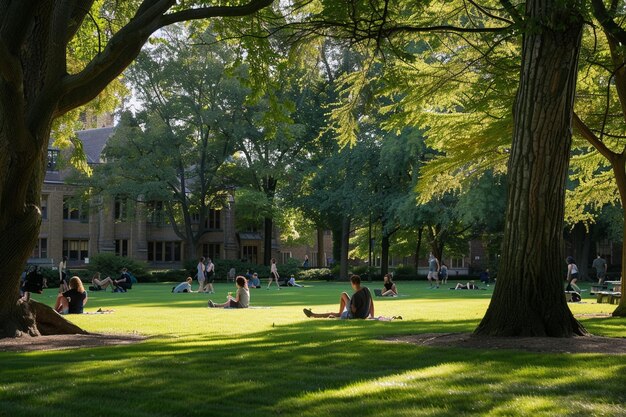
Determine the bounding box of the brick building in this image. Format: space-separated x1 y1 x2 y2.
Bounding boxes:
31 126 287 269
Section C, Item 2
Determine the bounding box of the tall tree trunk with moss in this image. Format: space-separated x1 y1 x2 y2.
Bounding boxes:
475 0 587 337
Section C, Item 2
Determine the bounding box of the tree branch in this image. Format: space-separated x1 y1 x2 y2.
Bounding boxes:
57 0 274 116
572 112 617 162
591 0 626 45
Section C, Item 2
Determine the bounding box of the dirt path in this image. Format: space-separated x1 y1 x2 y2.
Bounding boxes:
387 333 626 354
0 333 146 352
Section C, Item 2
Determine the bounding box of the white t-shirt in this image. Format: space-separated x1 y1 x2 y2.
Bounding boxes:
173 282 192 293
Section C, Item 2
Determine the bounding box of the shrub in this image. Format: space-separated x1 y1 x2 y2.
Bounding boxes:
86 253 149 281
149 269 189 283
298 268 332 281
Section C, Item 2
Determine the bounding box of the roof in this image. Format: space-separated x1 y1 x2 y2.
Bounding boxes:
45 126 115 184
77 126 115 163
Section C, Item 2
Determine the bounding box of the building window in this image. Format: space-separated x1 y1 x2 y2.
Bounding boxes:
147 201 166 226
115 239 129 257
281 252 292 264
41 195 48 220
203 243 221 260
191 212 200 224
114 197 128 222
205 209 221 230
32 238 48 259
63 197 88 222
47 149 60 171
450 257 465 269
63 239 89 261
147 241 182 262
242 245 258 264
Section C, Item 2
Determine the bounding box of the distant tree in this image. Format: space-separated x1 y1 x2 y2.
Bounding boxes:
89 30 250 261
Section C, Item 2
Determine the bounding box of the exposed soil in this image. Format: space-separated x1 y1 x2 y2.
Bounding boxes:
387 333 626 354
0 333 146 352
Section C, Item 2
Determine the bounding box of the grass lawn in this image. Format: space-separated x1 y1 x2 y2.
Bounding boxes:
1 280 625 417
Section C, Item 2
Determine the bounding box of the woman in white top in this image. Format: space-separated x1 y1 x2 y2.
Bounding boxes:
58 256 69 293
197 257 206 292
267 258 280 290
566 256 581 293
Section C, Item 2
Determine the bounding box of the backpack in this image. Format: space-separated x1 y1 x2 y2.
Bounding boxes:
571 293 581 302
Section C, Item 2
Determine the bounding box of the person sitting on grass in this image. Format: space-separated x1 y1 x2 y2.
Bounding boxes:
303 275 374 319
287 275 304 287
91 272 116 291
248 272 261 288
381 274 398 296
452 281 478 290
54 276 88 314
208 276 250 309
172 277 194 293
113 268 133 291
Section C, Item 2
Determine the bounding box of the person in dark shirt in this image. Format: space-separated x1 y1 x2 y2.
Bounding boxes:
54 276 88 314
113 268 133 291
303 275 374 319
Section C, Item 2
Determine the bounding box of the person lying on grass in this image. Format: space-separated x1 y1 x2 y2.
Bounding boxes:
452 281 479 290
208 276 250 309
54 276 88 314
91 272 116 291
172 277 194 293
303 275 374 319
381 274 398 296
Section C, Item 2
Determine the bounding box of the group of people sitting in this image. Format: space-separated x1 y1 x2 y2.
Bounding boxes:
91 268 134 292
52 267 135 315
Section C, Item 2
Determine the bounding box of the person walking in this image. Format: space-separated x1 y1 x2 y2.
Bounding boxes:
205 258 215 294
58 256 69 293
427 253 440 289
566 256 582 294
267 258 280 290
592 254 607 284
196 257 206 293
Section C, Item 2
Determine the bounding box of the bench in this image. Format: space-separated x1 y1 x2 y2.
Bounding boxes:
596 291 622 304
590 284 608 295
565 291 581 302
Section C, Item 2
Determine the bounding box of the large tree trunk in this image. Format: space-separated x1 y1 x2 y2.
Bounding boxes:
414 227 423 273
316 227 325 267
475 0 587 337
340 216 350 280
263 216 273 265
381 234 390 277
610 159 626 316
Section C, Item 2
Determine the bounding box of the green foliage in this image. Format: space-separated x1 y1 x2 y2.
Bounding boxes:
148 270 190 283
86 254 148 281
297 268 332 280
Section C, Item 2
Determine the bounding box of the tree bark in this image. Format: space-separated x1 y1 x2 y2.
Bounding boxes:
414 227 423 273
475 0 587 336
316 227 325 267
609 158 626 316
381 234 390 277
340 216 351 280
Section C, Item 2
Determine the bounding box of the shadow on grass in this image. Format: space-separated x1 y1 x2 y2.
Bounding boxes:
1 318 625 417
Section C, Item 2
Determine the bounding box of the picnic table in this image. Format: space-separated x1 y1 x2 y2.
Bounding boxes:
596 280 622 304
